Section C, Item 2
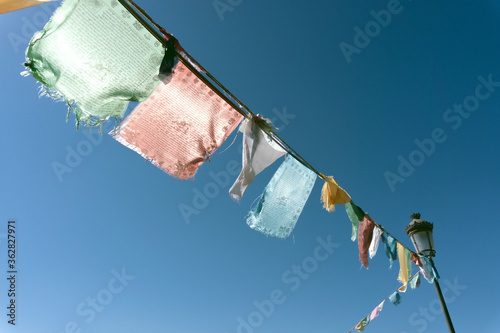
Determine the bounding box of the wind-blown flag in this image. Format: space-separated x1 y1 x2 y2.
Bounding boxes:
112 60 244 179
24 0 165 127
382 233 397 268
229 116 286 201
0 0 53 14
409 273 421 289
418 255 439 283
370 301 384 320
246 156 316 239
320 175 350 212
358 215 375 268
389 291 401 305
354 314 370 332
345 200 365 241
369 226 382 259
397 243 412 292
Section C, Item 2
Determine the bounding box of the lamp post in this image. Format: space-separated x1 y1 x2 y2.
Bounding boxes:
405 213 456 333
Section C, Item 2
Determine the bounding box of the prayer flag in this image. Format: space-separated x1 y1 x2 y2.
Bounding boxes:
389 291 401 305
355 315 370 332
370 301 384 320
246 156 316 239
320 175 350 212
410 273 421 289
382 233 397 268
229 116 286 201
358 215 375 268
419 256 439 283
410 251 422 267
112 61 244 180
369 226 382 259
397 243 412 292
345 201 365 241
24 0 165 127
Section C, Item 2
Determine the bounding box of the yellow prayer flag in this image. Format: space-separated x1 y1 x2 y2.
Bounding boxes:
320 175 351 212
397 242 409 292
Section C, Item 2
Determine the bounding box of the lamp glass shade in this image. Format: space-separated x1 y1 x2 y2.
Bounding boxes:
409 229 435 257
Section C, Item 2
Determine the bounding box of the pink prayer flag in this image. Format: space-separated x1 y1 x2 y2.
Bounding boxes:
112 61 244 180
369 306 379 321
370 301 384 320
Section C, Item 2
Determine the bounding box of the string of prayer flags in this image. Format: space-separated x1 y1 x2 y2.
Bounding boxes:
320 175 350 212
112 61 244 180
345 201 365 241
21 6 437 328
368 226 382 259
246 156 316 239
229 116 286 201
382 233 397 268
389 291 401 305
24 0 166 128
358 214 375 268
347 273 419 333
354 315 370 332
0 0 54 14
397 243 412 292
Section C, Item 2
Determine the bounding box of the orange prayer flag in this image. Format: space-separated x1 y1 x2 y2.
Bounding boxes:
0 0 54 14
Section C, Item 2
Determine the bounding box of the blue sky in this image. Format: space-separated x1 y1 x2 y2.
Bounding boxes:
1 0 499 332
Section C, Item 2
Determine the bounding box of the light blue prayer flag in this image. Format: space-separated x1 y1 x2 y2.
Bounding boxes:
389 291 401 305
410 273 421 289
382 233 397 268
419 256 439 283
246 156 316 239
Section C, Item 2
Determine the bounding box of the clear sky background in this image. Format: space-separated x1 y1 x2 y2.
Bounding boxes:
1 0 499 332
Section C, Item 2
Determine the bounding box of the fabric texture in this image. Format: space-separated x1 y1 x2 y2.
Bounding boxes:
112 61 244 180
345 200 365 241
246 156 316 239
369 226 382 259
320 175 350 212
382 233 397 268
358 215 375 268
24 0 166 128
229 116 286 201
389 291 401 306
355 315 370 332
0 0 53 14
397 243 412 292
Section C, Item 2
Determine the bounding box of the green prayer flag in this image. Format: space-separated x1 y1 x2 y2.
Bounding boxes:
24 0 165 128
355 315 370 332
405 247 412 281
345 200 364 241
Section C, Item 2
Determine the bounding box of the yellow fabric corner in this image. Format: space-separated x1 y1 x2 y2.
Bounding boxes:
320 175 351 212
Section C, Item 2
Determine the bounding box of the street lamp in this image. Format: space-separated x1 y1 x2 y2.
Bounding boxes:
405 213 456 333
